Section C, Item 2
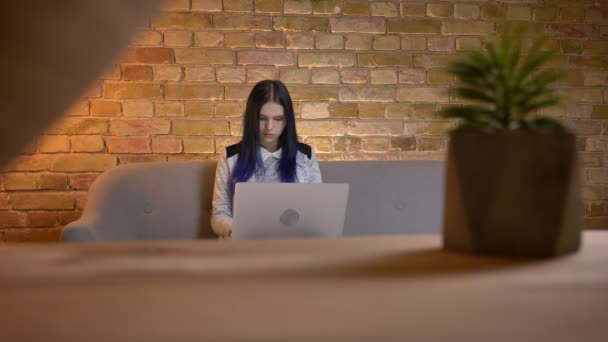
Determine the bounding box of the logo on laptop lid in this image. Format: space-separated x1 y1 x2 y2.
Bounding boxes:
279 208 300 227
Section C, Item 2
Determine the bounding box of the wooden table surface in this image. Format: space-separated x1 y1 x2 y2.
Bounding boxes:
1 232 607 342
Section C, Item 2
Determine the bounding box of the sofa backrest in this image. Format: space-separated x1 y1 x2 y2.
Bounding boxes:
63 160 445 241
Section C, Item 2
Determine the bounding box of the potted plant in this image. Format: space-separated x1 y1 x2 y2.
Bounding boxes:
440 25 582 258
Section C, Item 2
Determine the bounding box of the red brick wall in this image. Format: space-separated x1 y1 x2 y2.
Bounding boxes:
1 0 607 242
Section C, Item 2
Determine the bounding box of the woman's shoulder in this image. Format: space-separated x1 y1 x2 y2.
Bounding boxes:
297 142 312 160
225 141 242 159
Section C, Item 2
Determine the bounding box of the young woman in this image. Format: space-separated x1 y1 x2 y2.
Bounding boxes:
211 80 322 238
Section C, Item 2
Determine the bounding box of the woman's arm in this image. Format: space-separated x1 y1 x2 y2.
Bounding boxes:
308 149 322 184
211 150 234 238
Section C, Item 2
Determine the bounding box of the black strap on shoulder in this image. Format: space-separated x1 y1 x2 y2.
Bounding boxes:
226 142 241 158
298 143 312 159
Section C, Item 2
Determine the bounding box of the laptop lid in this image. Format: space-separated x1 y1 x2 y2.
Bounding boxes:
232 183 349 240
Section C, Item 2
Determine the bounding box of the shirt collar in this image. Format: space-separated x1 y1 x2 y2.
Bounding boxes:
260 146 282 161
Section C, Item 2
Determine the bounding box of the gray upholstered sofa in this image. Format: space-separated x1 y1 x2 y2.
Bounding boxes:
62 160 445 242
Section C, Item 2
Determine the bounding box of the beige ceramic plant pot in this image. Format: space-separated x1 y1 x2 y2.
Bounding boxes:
442 130 582 258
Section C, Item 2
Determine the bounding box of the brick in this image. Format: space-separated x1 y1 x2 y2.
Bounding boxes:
215 103 243 118
20 141 37 155
428 3 452 18
290 86 338 101
223 0 251 12
329 103 358 118
161 0 190 11
585 7 608 24
359 104 385 119
579 152 603 168
214 15 269 30
456 38 481 51
311 69 340 84
286 33 314 49
427 70 453 85
347 121 402 136
26 211 58 227
130 30 162 46
285 0 312 14
301 103 330 119
583 41 608 55
172 120 230 135
154 65 183 81
401 37 426 51
569 56 608 69
194 31 225 47
152 137 183 154
82 81 101 98
10 192 74 210
255 0 282 13
442 22 494 36
0 212 23 228
164 30 192 47
256 32 284 48
371 69 398 85
390 137 416 151
428 37 454 51
165 83 223 100
399 69 425 84
57 210 81 226
344 34 372 50
480 5 507 20
215 137 241 153
303 137 332 153
0 228 64 242
405 121 457 136
122 100 154 117
47 118 109 135
588 168 608 184
559 69 584 86
62 100 89 117
339 87 394 102
561 88 604 103
417 137 445 151
38 173 67 190
152 12 211 29
103 82 162 99
105 137 151 154
90 100 121 117
175 48 233 64
373 36 400 50
120 47 174 63
298 121 346 136
37 135 70 153
119 155 167 164
388 19 441 35
454 4 480 19
371 2 398 17
587 201 608 216
299 52 355 67
273 17 329 32
247 67 275 83
361 137 389 152
2 173 37 190
413 54 458 68
225 85 254 100
216 67 246 83
561 39 582 54
584 71 608 86
387 103 415 119
565 119 602 135
185 102 214 117
506 6 532 20
560 7 584 23
358 52 411 67
401 2 426 17
183 137 215 153
122 65 152 81
155 101 184 117
70 136 105 153
192 0 222 11
110 119 170 136
544 0 592 5
316 33 344 49
238 50 295 66
397 87 449 103
333 137 361 152
313 0 341 15
184 66 215 82
548 24 593 38
592 106 608 119
584 217 608 230
343 0 369 16
331 17 385 34
534 7 557 22
341 69 368 84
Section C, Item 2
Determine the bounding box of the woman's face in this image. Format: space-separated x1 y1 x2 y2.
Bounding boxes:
259 102 286 152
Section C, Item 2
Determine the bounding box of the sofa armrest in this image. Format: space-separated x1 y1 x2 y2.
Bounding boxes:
62 220 96 242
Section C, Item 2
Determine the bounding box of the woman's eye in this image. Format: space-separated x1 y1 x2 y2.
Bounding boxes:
275 117 284 121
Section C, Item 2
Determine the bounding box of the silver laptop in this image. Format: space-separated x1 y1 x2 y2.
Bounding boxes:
232 183 350 240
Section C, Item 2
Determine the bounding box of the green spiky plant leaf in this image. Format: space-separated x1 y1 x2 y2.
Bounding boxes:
439 24 567 133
